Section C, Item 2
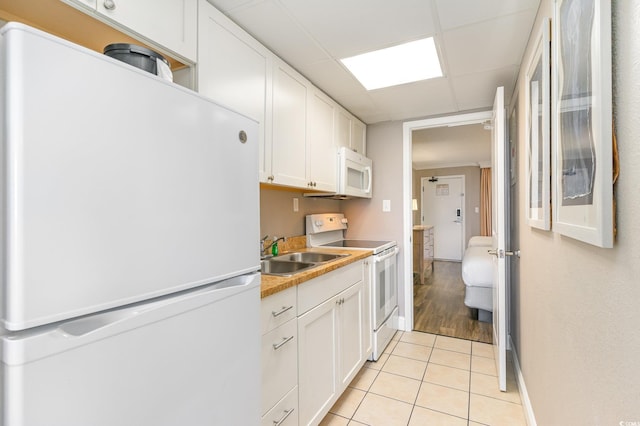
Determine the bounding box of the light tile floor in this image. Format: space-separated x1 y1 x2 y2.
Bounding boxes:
320 331 527 426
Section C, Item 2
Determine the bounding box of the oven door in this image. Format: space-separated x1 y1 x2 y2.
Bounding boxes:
373 246 399 330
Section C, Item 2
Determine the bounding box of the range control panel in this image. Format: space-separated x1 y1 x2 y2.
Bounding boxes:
305 213 348 235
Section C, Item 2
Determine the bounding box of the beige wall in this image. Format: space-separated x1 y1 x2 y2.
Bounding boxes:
412 166 481 245
259 187 342 238
507 0 640 423
342 121 406 316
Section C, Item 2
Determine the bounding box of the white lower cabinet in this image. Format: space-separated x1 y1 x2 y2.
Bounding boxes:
261 386 298 426
261 287 298 419
297 261 366 426
260 259 372 426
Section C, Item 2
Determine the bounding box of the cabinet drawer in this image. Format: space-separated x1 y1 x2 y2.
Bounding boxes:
261 286 296 335
261 386 298 426
298 260 363 315
262 319 298 414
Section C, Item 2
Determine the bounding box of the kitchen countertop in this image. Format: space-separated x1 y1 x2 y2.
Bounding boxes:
260 247 373 298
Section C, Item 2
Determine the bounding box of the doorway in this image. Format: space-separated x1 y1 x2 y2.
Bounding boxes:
421 175 465 261
401 111 493 332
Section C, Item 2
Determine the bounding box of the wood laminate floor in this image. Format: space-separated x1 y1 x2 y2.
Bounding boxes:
413 260 493 344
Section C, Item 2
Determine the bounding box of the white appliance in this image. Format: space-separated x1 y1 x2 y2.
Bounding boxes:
1 23 260 426
305 147 372 199
306 213 398 360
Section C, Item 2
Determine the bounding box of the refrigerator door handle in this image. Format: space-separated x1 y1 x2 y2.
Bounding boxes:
2 273 260 366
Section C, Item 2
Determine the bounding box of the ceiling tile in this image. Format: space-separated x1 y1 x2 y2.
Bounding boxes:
226 0 329 64
278 0 437 58
368 78 458 122
451 66 518 110
205 0 257 14
442 9 536 76
435 0 540 30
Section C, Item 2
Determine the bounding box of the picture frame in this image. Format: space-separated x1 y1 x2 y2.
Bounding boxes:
552 0 613 247
509 93 518 187
525 18 551 230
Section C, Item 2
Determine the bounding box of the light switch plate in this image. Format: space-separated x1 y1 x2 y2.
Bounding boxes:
293 198 299 212
382 199 391 212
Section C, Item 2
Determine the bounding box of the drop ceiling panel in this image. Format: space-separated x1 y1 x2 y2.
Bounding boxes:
225 0 329 64
278 0 437 58
205 0 256 13
443 9 535 76
368 79 457 122
452 66 518 110
435 0 540 30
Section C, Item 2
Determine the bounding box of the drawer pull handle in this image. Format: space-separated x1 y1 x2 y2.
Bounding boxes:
273 335 294 350
272 305 293 317
273 408 294 426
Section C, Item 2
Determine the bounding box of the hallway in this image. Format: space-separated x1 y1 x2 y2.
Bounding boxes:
413 261 492 344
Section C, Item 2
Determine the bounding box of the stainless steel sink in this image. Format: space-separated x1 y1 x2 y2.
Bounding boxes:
261 260 316 276
274 252 348 263
261 251 350 276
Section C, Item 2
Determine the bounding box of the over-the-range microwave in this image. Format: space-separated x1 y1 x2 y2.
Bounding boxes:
305 147 372 200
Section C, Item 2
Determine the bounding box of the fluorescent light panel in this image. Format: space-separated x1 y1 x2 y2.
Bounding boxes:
341 37 443 90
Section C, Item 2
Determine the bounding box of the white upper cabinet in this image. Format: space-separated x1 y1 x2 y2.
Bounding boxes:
61 0 197 62
308 89 337 192
271 60 309 188
336 107 366 156
197 0 270 181
351 119 367 156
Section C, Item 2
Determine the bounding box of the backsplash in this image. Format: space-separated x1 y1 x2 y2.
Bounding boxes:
261 235 307 257
260 186 342 239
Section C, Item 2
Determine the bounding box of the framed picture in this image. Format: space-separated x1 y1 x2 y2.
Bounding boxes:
525 18 551 230
552 0 613 247
509 94 518 187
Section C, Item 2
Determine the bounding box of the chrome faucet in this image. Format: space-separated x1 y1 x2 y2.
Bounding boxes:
260 235 270 258
260 235 286 259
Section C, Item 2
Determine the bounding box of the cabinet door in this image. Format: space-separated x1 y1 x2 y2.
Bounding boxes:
96 0 197 62
197 0 270 181
308 90 337 192
351 119 366 155
272 62 308 188
337 281 364 388
297 298 337 426
335 108 351 151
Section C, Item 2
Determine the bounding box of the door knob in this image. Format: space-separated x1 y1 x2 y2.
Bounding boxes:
488 249 520 258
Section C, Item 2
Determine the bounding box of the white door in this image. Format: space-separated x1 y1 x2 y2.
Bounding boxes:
490 87 508 391
422 176 464 261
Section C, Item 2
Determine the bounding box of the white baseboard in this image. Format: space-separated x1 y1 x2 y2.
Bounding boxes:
397 315 407 331
509 335 537 426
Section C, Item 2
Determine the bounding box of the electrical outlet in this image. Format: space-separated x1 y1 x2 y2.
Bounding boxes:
293 198 299 212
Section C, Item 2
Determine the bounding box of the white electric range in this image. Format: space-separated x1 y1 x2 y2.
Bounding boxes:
306 213 399 361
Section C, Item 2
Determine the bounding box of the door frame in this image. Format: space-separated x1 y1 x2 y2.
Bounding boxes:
420 175 466 261
401 111 492 331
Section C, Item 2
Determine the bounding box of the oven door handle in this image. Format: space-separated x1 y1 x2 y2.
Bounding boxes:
374 246 399 263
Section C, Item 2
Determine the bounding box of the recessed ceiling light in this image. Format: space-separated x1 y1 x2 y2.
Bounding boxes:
340 37 443 91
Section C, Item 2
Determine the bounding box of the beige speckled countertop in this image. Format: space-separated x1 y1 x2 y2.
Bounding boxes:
260 247 373 298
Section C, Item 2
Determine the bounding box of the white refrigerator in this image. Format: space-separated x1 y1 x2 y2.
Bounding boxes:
0 23 261 426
